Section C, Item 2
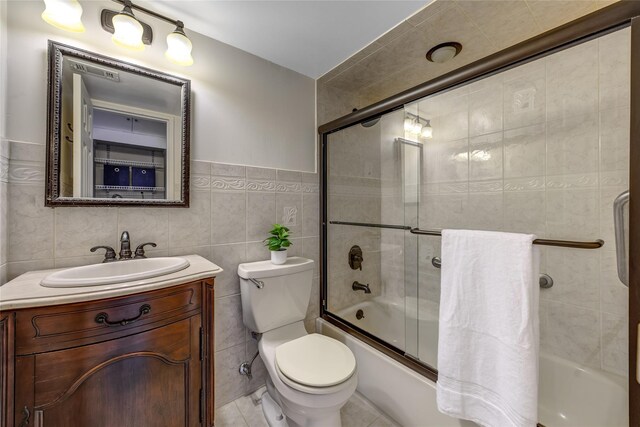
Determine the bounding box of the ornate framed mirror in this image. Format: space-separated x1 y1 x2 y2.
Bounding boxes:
46 41 191 206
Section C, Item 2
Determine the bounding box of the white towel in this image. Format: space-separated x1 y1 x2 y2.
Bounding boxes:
436 229 540 427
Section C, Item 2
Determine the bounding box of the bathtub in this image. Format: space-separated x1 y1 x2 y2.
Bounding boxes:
319 297 628 427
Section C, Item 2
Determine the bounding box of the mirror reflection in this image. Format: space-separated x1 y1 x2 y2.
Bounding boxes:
48 42 190 206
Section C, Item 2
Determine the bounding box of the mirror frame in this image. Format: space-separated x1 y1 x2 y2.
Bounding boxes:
45 40 191 207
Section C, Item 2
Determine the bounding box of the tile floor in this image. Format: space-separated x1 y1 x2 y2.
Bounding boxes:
215 387 399 427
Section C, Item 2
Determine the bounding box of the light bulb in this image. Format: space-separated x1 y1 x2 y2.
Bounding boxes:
412 121 423 134
112 7 145 51
41 0 85 33
421 120 433 139
165 25 194 66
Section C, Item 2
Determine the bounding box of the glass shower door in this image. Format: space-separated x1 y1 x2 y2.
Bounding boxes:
325 108 420 355
407 26 631 426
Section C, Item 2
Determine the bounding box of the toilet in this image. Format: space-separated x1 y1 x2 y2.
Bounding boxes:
238 257 357 427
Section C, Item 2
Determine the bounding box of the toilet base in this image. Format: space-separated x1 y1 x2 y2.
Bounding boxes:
262 389 289 427
263 377 344 427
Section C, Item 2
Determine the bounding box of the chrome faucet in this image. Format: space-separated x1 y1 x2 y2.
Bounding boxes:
352 281 371 294
119 231 133 260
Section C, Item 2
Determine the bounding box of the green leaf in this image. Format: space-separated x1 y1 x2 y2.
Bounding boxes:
265 223 292 251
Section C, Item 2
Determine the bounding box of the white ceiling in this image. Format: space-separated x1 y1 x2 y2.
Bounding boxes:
146 0 432 78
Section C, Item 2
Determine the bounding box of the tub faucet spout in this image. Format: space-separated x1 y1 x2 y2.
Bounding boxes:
352 281 371 294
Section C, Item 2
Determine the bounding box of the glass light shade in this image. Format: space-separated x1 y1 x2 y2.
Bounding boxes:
412 121 423 134
421 121 433 139
165 30 194 66
112 11 145 51
403 117 414 132
41 0 85 33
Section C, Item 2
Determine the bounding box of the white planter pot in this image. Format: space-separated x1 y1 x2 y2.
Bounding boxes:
271 249 288 265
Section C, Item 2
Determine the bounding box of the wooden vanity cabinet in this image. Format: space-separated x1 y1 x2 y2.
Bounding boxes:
1 278 215 427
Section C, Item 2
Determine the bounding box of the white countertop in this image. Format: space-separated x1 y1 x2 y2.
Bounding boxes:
0 255 222 311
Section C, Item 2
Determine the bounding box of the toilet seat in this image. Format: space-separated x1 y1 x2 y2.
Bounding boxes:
275 333 356 393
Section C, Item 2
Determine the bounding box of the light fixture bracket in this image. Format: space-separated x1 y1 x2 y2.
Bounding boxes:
101 9 153 45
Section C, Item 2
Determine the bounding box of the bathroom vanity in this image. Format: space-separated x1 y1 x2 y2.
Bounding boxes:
0 255 220 427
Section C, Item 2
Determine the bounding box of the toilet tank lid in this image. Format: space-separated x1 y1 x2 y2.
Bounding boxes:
237 257 314 279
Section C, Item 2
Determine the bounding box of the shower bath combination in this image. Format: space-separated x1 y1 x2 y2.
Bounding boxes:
318 3 639 425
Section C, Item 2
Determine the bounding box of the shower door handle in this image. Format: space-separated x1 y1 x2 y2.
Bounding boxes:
613 190 629 287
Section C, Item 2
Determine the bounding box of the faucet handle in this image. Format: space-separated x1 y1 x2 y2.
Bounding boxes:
90 246 117 263
134 242 157 259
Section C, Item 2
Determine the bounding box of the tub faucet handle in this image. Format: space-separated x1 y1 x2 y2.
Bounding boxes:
349 245 363 270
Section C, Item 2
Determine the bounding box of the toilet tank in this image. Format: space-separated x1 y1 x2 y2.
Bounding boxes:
238 257 314 333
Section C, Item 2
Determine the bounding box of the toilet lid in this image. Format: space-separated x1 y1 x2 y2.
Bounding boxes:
275 334 356 387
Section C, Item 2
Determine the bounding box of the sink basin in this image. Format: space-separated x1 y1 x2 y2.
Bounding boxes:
41 257 191 288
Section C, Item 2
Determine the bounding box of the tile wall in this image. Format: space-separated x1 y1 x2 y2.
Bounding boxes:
327 123 383 312
409 27 630 376
317 0 617 127
1 139 320 407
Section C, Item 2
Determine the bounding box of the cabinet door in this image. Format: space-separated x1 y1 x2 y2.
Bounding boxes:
0 313 15 427
16 316 201 427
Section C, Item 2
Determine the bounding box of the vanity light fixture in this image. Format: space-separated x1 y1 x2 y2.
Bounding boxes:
41 0 85 33
404 113 432 140
100 0 194 66
426 42 462 64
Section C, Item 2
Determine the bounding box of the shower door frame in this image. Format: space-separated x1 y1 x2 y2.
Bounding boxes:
319 0 640 422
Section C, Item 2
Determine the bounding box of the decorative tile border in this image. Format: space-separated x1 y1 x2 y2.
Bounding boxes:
211 177 246 191
438 182 469 194
546 173 598 189
245 180 276 192
302 183 319 193
276 181 302 193
504 177 545 191
192 174 211 190
8 160 45 184
600 170 629 188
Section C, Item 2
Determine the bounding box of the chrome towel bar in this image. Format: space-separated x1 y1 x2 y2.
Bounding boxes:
328 221 604 250
430 256 554 289
409 228 604 249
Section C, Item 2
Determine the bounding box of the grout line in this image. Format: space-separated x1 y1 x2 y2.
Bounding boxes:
231 400 251 427
522 0 545 33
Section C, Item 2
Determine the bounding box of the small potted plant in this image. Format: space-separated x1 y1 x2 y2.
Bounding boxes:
264 224 291 265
